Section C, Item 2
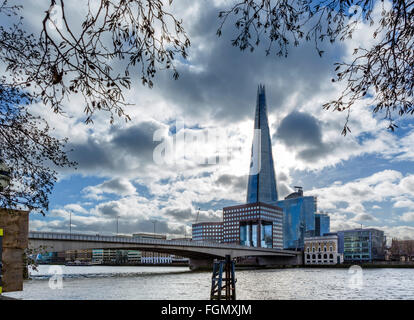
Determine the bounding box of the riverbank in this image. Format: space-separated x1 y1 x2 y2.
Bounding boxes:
302 263 414 268
0 295 19 300
37 262 189 267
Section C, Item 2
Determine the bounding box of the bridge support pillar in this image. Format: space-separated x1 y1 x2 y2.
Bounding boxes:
256 254 302 267
189 258 215 271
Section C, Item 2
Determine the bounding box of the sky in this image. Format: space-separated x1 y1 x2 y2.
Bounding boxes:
19 0 414 242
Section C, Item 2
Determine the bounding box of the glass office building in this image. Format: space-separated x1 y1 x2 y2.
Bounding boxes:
246 85 279 205
315 213 330 236
336 228 386 262
276 187 316 250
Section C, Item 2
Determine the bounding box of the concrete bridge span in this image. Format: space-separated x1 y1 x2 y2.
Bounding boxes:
29 231 302 269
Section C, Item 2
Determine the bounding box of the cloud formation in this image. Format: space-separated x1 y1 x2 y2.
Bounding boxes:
22 0 414 242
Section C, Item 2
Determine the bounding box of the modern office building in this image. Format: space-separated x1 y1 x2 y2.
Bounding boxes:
335 228 386 262
192 222 223 242
246 85 279 206
315 213 330 236
222 202 283 249
276 187 317 250
304 234 343 265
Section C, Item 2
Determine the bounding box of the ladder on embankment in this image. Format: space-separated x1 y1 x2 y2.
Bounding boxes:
210 255 236 300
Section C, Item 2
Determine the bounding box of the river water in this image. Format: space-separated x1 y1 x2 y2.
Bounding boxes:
3 265 414 300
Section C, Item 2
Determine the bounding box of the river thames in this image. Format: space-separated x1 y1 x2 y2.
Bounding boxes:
3 265 414 300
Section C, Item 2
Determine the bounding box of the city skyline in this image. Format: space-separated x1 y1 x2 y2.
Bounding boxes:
24 0 414 244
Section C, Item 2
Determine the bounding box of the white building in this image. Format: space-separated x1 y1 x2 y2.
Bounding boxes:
304 234 344 265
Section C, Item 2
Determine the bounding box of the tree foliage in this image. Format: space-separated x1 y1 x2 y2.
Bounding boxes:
0 87 76 215
217 0 414 134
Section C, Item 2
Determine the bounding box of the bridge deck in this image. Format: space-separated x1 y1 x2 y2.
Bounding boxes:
29 231 300 260
29 231 297 254
29 231 298 255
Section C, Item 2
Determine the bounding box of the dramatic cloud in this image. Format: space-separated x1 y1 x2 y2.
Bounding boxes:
275 111 334 162
23 0 414 241
215 174 247 192
65 121 164 177
83 178 137 199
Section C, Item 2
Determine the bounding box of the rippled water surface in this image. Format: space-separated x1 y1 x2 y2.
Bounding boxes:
4 265 414 300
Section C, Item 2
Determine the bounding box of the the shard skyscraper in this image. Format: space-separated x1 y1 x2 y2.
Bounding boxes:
246 85 278 205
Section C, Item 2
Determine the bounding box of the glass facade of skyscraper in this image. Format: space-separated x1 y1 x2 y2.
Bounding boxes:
276 192 317 250
246 85 278 205
315 213 330 236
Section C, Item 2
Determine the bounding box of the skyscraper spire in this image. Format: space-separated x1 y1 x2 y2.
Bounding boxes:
246 84 278 204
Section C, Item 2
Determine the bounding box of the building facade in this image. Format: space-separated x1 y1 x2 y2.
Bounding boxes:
192 222 223 242
222 202 283 249
36 252 66 264
389 239 414 261
127 250 141 263
336 228 386 262
92 249 104 263
246 85 279 206
304 235 343 265
141 251 173 264
65 249 92 262
276 187 317 250
315 213 330 236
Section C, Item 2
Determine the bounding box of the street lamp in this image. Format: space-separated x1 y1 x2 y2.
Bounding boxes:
116 216 119 235
69 211 72 235
151 220 157 237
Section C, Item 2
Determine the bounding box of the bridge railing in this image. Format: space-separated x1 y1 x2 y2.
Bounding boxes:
28 231 298 254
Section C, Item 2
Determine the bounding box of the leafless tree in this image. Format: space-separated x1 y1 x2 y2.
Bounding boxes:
218 0 413 134
1 0 190 124
0 87 76 214
0 0 189 213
